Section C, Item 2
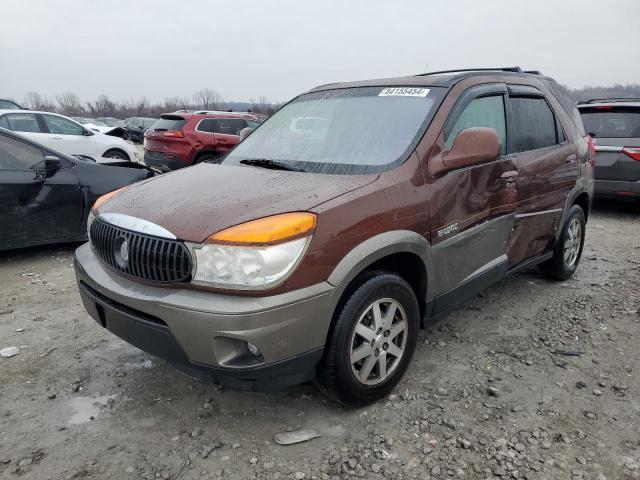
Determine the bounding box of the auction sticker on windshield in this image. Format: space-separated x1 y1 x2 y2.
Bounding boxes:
379 87 430 97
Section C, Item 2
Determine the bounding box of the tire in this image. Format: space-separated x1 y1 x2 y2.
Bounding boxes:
539 204 586 280
103 149 129 160
316 271 419 406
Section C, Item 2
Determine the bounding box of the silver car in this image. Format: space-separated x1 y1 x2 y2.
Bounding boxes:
578 99 640 201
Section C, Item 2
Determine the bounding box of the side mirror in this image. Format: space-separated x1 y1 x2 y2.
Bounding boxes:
442 127 500 171
44 155 61 170
83 129 94 136
239 127 254 142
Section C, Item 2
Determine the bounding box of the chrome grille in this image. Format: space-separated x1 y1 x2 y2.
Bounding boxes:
90 218 192 283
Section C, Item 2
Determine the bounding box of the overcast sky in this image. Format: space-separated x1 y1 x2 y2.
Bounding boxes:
1 0 639 105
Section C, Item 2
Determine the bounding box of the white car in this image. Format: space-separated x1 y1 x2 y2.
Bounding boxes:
0 110 139 161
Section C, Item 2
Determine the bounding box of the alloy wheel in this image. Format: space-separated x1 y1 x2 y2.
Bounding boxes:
349 298 408 386
563 217 582 267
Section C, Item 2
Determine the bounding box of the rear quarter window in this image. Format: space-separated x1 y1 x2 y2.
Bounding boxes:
580 107 640 138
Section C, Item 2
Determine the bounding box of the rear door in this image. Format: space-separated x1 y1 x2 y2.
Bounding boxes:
41 114 98 156
0 112 51 146
213 118 247 153
505 86 578 266
580 105 640 185
427 84 517 314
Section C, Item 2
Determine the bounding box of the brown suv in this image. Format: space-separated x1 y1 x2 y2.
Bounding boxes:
74 67 594 405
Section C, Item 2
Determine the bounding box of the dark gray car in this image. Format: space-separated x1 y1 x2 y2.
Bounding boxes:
578 99 640 201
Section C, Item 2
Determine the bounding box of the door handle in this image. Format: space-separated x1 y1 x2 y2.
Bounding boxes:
496 170 518 184
51 136 63 140
565 154 577 164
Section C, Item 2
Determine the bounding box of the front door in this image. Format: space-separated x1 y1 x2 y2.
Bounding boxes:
426 84 517 316
0 133 83 250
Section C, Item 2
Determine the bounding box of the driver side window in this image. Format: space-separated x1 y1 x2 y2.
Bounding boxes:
0 135 45 171
43 115 84 135
445 95 507 154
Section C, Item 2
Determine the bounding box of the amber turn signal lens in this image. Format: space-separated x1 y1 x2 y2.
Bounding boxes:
91 187 126 212
208 212 317 245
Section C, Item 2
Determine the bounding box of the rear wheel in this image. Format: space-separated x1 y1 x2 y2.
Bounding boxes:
316 271 419 406
539 204 586 280
103 149 129 160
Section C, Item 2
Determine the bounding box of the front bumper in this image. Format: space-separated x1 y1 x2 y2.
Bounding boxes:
74 243 343 389
594 178 640 198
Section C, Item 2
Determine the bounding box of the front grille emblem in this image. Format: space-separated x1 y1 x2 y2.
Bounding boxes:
114 236 129 269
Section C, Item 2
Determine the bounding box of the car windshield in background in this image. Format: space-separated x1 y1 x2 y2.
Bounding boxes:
580 107 640 138
0 100 21 110
142 119 158 128
151 117 185 131
224 86 445 174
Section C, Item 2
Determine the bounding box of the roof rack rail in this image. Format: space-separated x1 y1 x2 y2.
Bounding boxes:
577 97 640 105
523 70 542 75
416 66 523 77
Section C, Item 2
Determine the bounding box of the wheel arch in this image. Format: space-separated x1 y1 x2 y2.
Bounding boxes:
102 148 130 161
327 230 433 326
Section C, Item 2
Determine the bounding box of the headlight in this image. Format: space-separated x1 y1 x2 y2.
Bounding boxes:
191 212 316 289
192 237 309 288
87 211 95 239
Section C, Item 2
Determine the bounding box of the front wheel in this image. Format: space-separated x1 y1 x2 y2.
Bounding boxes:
316 271 419 406
539 204 586 280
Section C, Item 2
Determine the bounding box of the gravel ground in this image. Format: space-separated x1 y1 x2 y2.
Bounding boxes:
1 200 639 480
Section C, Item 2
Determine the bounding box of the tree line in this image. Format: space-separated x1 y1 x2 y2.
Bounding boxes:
11 84 640 120
19 89 279 119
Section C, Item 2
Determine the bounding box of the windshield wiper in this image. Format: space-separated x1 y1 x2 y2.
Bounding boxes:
239 158 305 172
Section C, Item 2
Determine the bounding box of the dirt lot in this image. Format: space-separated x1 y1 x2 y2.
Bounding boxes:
1 200 639 480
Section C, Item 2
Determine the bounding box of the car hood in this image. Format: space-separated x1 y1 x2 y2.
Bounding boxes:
97 163 378 242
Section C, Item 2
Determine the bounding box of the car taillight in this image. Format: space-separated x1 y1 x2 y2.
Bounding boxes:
622 147 640 162
584 135 596 167
162 131 184 138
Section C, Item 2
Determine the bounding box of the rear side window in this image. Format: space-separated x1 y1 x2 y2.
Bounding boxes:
0 134 45 170
510 97 558 153
580 107 640 138
152 117 186 131
445 96 506 153
196 118 216 133
215 119 247 136
42 115 84 135
4 113 42 133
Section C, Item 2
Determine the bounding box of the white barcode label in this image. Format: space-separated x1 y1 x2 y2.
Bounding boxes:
379 87 430 97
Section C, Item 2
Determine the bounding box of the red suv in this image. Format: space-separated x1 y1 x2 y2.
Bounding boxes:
143 112 262 171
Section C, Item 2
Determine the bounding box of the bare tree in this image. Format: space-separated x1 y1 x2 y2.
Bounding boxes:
24 91 56 111
87 94 117 117
192 88 224 110
56 92 85 116
249 95 279 115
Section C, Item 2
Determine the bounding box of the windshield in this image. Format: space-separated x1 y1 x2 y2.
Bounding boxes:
580 107 640 138
224 86 445 174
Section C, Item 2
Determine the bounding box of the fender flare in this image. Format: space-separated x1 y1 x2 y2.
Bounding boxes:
326 230 434 299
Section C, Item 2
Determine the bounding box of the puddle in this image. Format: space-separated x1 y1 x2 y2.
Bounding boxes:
68 394 119 425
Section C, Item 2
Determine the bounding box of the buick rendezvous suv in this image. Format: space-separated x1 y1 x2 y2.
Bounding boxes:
75 67 594 405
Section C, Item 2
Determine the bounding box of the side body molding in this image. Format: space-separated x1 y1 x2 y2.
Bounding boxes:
326 230 435 299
